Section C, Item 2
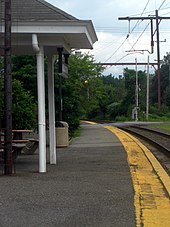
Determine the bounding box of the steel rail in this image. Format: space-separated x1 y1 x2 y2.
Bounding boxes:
130 125 170 138
117 126 170 157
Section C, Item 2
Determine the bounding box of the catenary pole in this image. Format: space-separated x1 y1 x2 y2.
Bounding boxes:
119 11 170 110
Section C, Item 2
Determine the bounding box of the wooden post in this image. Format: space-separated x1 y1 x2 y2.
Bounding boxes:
4 0 13 175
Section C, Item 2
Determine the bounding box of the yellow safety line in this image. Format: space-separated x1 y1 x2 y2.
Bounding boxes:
80 120 97 125
105 126 170 227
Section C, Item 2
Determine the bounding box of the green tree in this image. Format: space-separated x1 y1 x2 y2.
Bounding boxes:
12 79 37 129
160 53 170 106
0 76 37 129
86 76 109 119
12 55 37 100
0 56 37 129
55 53 105 132
150 52 170 108
99 74 126 120
118 68 147 118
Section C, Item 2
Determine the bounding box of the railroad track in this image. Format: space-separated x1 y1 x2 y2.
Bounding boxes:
117 125 170 175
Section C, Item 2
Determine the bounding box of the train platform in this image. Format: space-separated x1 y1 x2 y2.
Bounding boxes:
0 121 170 226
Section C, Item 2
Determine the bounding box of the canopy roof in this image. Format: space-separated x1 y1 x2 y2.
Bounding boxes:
0 0 97 55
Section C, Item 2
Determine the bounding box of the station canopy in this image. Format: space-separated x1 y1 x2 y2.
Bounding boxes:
0 0 98 55
0 0 97 173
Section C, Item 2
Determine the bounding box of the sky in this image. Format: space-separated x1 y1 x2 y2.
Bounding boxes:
46 0 170 76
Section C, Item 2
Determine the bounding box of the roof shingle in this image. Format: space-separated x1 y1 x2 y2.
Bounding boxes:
0 0 78 21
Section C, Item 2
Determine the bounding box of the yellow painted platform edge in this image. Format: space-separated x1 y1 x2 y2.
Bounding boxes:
81 122 170 197
110 126 170 197
131 134 170 197
80 120 97 125
105 125 170 227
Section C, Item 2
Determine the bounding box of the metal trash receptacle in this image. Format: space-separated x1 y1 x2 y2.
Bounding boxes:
56 121 69 148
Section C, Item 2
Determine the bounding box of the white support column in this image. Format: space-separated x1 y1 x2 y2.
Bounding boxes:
47 55 56 164
36 46 46 173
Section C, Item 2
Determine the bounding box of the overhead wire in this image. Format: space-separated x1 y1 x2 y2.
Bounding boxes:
128 0 151 35
158 0 167 10
95 0 155 63
95 0 170 73
104 0 152 63
160 5 170 11
119 0 170 70
105 0 170 64
93 28 129 60
160 10 170 15
127 22 150 53
122 0 151 51
104 36 129 62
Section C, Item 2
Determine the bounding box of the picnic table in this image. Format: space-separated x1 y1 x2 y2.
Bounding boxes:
0 129 38 160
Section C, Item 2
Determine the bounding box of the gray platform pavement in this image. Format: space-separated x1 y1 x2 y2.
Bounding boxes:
0 122 136 227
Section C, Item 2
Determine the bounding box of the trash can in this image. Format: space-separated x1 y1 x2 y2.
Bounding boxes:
56 121 69 148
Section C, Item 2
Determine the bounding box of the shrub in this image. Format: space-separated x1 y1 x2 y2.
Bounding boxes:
0 78 37 129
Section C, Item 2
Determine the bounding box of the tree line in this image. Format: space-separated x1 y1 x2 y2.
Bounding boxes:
0 52 170 135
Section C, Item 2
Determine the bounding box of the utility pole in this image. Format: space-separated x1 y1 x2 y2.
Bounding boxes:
4 0 13 175
119 11 170 111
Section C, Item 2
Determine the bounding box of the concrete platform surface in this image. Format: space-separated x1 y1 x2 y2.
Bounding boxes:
0 122 136 227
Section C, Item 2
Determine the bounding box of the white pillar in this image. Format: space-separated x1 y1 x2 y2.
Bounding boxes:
36 46 46 173
47 55 56 164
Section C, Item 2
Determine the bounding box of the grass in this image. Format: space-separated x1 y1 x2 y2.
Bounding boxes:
71 127 82 138
150 122 170 132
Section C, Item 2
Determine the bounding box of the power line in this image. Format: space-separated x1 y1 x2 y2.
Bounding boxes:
104 0 152 63
158 0 167 10
94 1 170 69
128 5 170 18
95 62 158 66
128 22 151 52
104 36 128 62
128 0 151 35
119 10 170 111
